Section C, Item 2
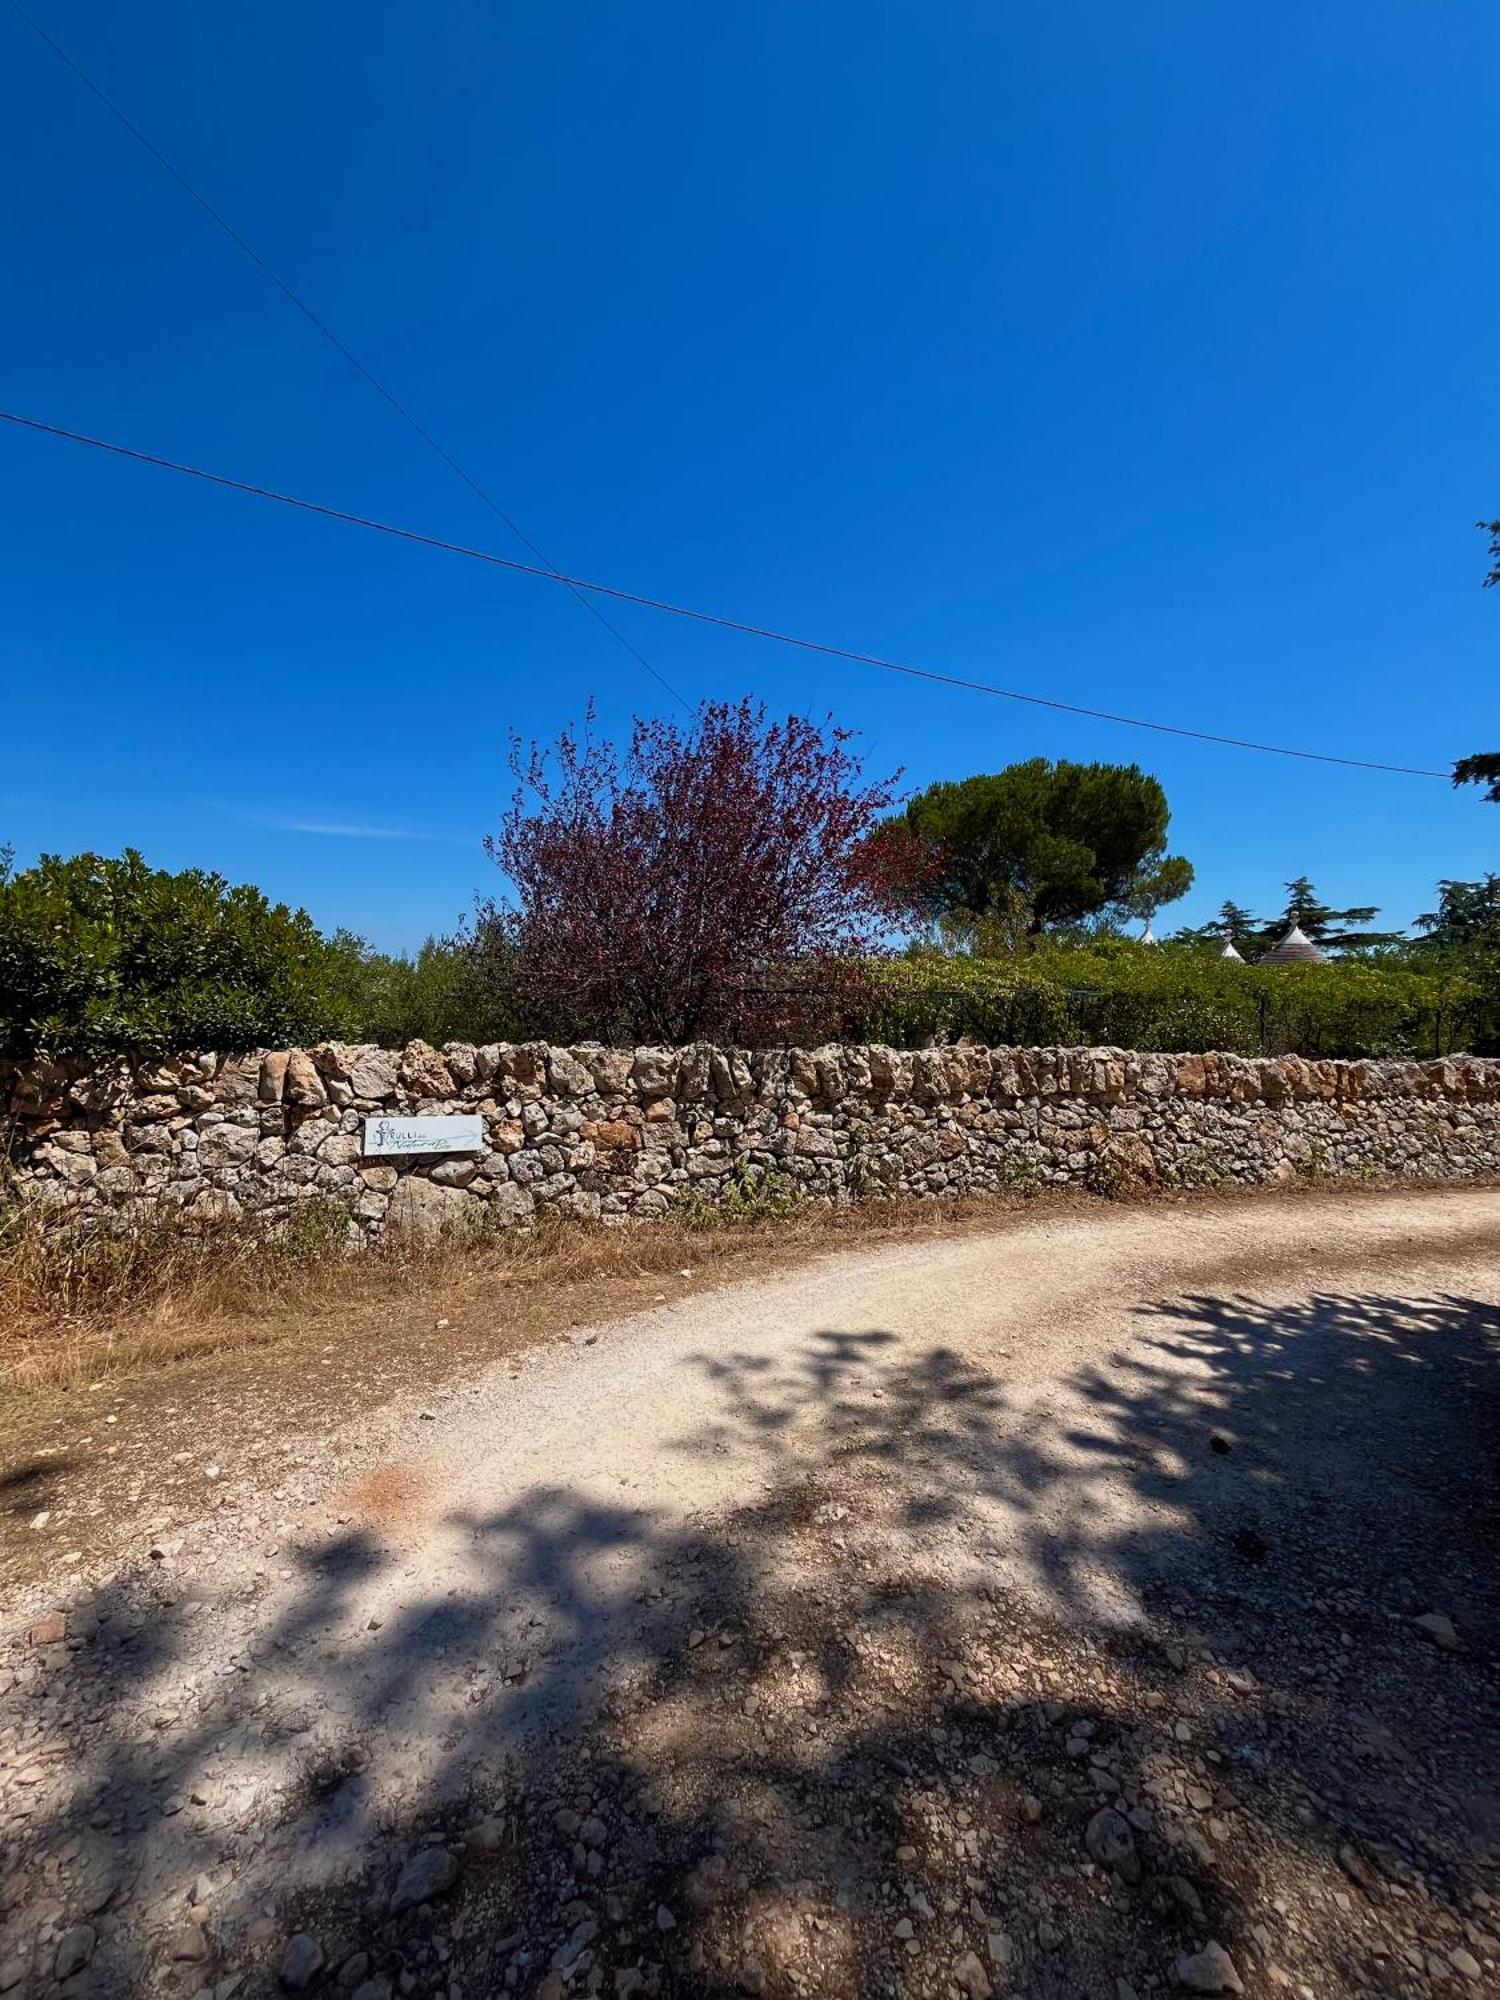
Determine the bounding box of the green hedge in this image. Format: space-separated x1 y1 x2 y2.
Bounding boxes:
0 851 356 1061
2 851 1488 1063
324 933 527 1050
852 947 1488 1059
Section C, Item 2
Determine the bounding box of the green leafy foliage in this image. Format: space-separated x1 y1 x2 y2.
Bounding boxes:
323 931 525 1049
893 759 1193 935
1413 877 1500 1054
1173 880 1403 956
1453 751 1500 804
1265 876 1405 953
0 851 357 1060
3 846 1492 1065
1415 877 1500 950
853 943 1486 1059
1169 899 1263 951
671 1160 805 1228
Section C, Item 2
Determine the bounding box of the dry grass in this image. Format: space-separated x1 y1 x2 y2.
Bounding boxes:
0 1196 372 1383
0 1188 1050 1397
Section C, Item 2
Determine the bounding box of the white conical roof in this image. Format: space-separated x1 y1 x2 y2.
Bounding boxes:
1259 923 1325 965
1219 938 1244 961
1140 922 1158 946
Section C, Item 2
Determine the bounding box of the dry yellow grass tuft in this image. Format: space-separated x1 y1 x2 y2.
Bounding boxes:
0 1188 1049 1396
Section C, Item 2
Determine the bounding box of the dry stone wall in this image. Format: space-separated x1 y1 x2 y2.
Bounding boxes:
4 1041 1499 1240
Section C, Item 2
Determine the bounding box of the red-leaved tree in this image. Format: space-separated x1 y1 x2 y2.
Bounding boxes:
478 700 915 1044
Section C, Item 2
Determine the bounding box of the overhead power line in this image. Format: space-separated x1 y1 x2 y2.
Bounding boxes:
5 0 689 710
1 408 1449 780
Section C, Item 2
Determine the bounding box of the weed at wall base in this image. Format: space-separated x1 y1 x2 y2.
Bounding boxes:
994 1153 1044 1197
1300 1139 1330 1182
671 1161 806 1229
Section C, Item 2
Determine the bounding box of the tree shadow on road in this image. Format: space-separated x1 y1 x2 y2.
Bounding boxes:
4 1287 1498 1997
0 1455 75 1525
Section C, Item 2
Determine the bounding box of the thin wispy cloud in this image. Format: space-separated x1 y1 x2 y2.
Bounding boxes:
251 814 472 846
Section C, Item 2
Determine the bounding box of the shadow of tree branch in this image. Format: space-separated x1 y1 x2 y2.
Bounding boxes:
3 1289 1497 1996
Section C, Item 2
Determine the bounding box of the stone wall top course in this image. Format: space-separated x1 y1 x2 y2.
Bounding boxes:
5 1038 1500 1127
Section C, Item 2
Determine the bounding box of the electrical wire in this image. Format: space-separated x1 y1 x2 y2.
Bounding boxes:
0 407 1450 779
4 0 690 710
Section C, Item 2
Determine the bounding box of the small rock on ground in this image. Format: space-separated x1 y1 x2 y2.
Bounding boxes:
390 1846 461 1915
167 1923 210 1964
279 1932 325 1991
1177 1941 1245 1994
1412 1611 1461 1651
1086 1807 1143 1884
954 1948 993 1998
54 1927 96 1980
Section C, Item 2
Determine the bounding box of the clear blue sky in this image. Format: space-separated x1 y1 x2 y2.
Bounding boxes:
3 2 1496 950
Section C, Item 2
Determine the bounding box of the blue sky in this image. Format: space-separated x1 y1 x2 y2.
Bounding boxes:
3 1 1496 951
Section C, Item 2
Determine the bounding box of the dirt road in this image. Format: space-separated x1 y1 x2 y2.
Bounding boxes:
3 1188 1498 1998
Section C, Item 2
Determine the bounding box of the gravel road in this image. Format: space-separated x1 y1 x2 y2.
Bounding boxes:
3 1188 1498 1998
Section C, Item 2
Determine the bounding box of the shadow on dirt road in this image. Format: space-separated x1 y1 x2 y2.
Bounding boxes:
3 1283 1498 1997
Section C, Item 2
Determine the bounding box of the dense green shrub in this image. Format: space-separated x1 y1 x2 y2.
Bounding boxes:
0 850 356 1060
325 931 527 1049
2 851 1489 1064
296 930 1498 1062
853 944 1487 1059
0 855 530 1061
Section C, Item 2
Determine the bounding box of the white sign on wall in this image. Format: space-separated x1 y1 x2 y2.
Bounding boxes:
362 1114 485 1158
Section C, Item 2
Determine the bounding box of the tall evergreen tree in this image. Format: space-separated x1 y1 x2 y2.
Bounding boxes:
1415 877 1500 948
1266 877 1404 953
893 759 1193 936
1172 899 1262 950
1453 752 1500 804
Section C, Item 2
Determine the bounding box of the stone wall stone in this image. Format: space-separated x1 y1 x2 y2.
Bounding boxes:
3 1040 1498 1242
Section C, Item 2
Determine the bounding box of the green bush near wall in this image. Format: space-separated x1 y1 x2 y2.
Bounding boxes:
1 850 1488 1063
853 947 1488 1059
0 851 358 1061
324 932 527 1050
